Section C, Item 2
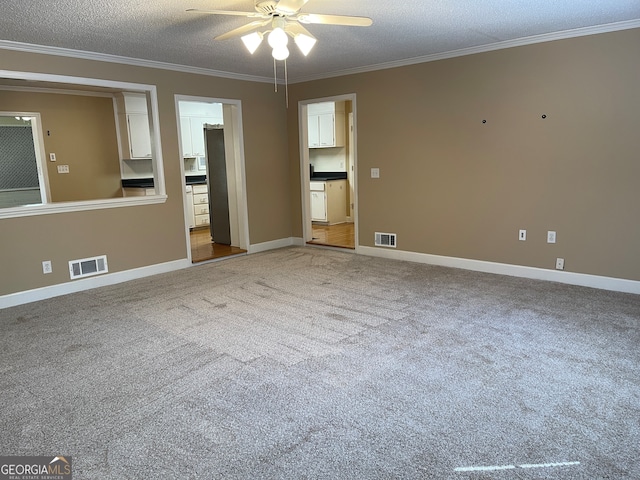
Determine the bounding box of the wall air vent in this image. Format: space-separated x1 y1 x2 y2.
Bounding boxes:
375 232 397 248
69 255 108 280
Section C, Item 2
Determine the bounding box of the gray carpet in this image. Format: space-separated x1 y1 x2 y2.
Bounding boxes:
1 246 639 479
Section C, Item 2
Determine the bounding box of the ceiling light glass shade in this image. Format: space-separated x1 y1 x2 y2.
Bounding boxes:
294 33 317 56
272 46 290 61
241 31 263 54
268 27 288 49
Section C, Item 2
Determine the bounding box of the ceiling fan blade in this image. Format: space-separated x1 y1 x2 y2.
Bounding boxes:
186 8 262 18
284 22 315 38
297 13 373 27
275 0 310 15
215 19 270 41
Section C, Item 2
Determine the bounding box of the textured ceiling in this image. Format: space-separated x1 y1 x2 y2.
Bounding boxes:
1 0 639 83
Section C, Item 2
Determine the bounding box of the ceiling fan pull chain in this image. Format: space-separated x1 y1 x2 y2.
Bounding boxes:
284 58 289 108
273 57 278 93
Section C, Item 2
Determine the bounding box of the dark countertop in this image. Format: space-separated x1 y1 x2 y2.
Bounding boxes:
122 178 154 188
186 175 207 185
311 172 348 181
122 175 207 188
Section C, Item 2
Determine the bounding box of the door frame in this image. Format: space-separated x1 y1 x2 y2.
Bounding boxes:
298 93 358 249
1 112 50 205
175 95 250 262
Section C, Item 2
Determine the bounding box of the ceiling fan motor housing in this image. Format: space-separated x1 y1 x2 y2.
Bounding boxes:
255 0 278 15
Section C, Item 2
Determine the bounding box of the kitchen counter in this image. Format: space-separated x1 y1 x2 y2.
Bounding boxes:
186 175 207 185
122 175 207 188
122 178 154 188
311 172 347 181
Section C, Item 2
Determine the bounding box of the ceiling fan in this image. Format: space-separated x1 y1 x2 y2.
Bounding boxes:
188 0 373 60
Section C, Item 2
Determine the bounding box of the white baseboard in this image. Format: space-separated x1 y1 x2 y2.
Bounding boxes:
357 246 640 295
0 259 191 309
248 237 304 254
2 237 306 309
6 242 635 309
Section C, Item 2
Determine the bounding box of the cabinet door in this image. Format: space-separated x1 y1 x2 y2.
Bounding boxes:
190 117 208 157
317 113 335 147
311 191 327 221
127 114 152 158
308 114 320 148
180 117 193 157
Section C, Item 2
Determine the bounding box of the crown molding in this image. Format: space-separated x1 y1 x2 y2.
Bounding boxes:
289 18 640 83
1 19 638 85
0 39 274 84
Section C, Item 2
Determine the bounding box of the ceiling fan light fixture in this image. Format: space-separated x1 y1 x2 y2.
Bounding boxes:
272 45 290 61
293 33 317 56
241 31 264 54
267 27 288 49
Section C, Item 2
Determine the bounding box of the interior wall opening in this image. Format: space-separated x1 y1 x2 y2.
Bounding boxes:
301 95 357 250
176 97 249 263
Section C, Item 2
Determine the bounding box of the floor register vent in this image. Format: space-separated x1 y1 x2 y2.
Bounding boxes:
69 255 108 280
375 232 397 248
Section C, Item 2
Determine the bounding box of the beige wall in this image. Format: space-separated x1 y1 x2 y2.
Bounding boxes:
0 90 122 201
0 49 291 296
288 28 640 281
2 27 639 299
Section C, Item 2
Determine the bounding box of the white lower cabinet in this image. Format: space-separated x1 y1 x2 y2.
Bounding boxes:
310 179 347 224
311 190 327 221
187 184 210 228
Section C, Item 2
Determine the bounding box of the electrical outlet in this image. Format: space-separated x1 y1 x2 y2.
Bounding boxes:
371 168 380 178
555 258 565 270
49 153 56 162
547 231 556 243
57 165 70 174
519 229 526 241
42 260 52 274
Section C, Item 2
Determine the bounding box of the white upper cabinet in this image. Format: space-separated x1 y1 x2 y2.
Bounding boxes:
116 92 152 159
126 113 152 158
307 101 345 148
178 101 223 158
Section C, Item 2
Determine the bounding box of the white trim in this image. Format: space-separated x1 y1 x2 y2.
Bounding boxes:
0 195 167 219
0 69 157 93
0 259 190 309
358 246 640 295
248 237 303 254
0 40 274 84
0 69 167 217
0 85 115 98
289 19 640 83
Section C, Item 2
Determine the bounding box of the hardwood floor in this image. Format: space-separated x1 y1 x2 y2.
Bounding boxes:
191 222 353 261
190 227 246 263
308 222 355 249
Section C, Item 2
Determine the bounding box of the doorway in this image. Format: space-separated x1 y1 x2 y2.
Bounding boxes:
300 95 357 250
176 96 249 263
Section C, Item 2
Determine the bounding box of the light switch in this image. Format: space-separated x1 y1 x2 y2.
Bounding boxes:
371 168 380 179
57 165 70 174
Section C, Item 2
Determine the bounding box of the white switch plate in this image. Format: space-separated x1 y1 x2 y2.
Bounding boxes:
519 229 526 241
49 153 56 162
57 165 70 174
42 260 52 274
547 231 556 243
555 258 565 270
371 168 380 178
